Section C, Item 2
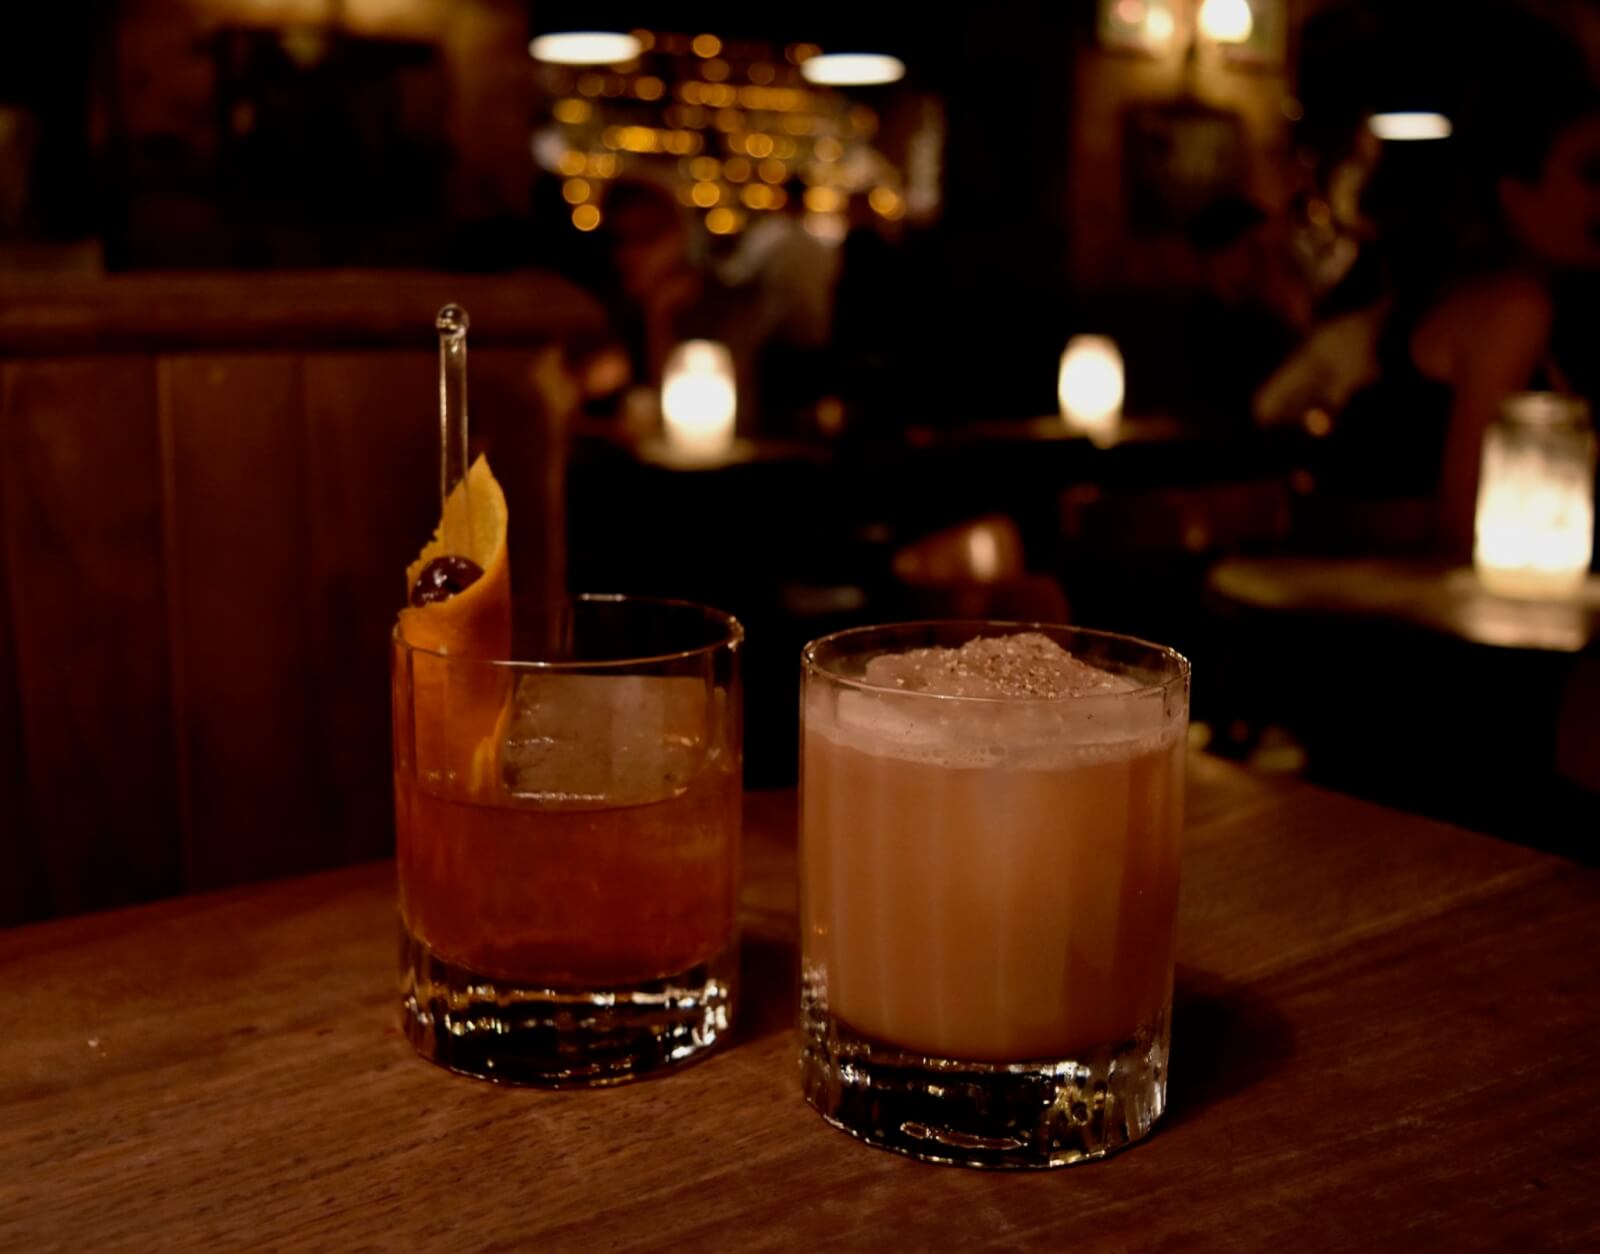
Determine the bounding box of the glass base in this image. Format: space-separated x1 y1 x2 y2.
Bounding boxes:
401 925 735 1086
799 978 1168 1169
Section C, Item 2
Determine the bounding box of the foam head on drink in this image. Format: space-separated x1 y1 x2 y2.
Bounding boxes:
802 632 1185 1062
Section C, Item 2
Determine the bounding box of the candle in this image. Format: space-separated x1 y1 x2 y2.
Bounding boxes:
661 340 737 462
1473 393 1596 599
1058 335 1125 446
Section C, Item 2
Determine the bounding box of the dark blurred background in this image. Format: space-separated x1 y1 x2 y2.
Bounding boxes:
3 0 1598 923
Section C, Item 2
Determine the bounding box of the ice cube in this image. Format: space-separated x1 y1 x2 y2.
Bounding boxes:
863 632 1134 700
832 687 954 751
500 673 712 806
822 634 1169 765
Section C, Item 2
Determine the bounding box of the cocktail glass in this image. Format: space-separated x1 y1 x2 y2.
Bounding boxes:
394 594 743 1085
799 621 1189 1166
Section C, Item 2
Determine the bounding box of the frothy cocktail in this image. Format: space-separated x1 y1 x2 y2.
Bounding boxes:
799 624 1188 1168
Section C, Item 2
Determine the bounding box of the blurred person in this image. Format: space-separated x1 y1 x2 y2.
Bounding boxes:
1253 300 1388 433
1268 37 1600 557
717 180 838 352
716 182 840 434
1253 131 1436 488
1177 196 1305 429
829 192 908 426
1254 137 1389 433
1413 87 1600 550
600 178 706 386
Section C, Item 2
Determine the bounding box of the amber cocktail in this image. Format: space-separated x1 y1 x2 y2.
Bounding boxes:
394 595 742 1085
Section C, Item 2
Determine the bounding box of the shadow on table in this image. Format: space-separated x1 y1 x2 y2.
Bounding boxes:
1165 965 1295 1128
735 922 799 1045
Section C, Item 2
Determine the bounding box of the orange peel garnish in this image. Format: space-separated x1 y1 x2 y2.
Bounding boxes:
399 455 511 658
396 455 512 796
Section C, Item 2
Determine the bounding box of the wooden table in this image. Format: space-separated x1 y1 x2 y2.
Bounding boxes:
1209 556 1600 654
1205 556 1600 849
4 758 1598 1250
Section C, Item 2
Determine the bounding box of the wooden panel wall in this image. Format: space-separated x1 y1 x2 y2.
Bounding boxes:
0 345 571 922
0 445 26 924
302 352 442 878
295 349 569 870
162 355 322 889
1 359 183 919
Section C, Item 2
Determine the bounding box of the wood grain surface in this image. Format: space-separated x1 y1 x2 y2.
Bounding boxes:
162 354 321 889
2 760 1597 1252
0 357 183 918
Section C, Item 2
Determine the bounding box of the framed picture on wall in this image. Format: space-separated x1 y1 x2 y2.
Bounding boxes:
1123 98 1247 232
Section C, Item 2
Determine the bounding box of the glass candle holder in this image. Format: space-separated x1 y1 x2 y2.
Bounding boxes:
1474 393 1596 600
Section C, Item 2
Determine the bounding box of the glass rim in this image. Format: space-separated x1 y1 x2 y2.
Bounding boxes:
801 619 1190 706
393 592 744 671
1501 392 1592 428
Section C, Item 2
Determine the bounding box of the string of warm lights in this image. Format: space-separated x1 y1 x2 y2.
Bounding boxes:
531 30 911 238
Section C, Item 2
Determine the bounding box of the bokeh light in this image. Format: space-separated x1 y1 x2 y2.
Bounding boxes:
529 32 643 66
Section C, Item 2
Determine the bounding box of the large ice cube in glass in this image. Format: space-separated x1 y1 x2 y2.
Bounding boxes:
499 673 711 806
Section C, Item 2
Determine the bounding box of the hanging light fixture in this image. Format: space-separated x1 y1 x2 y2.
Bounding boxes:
528 31 643 66
800 53 906 87
1368 111 1453 141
